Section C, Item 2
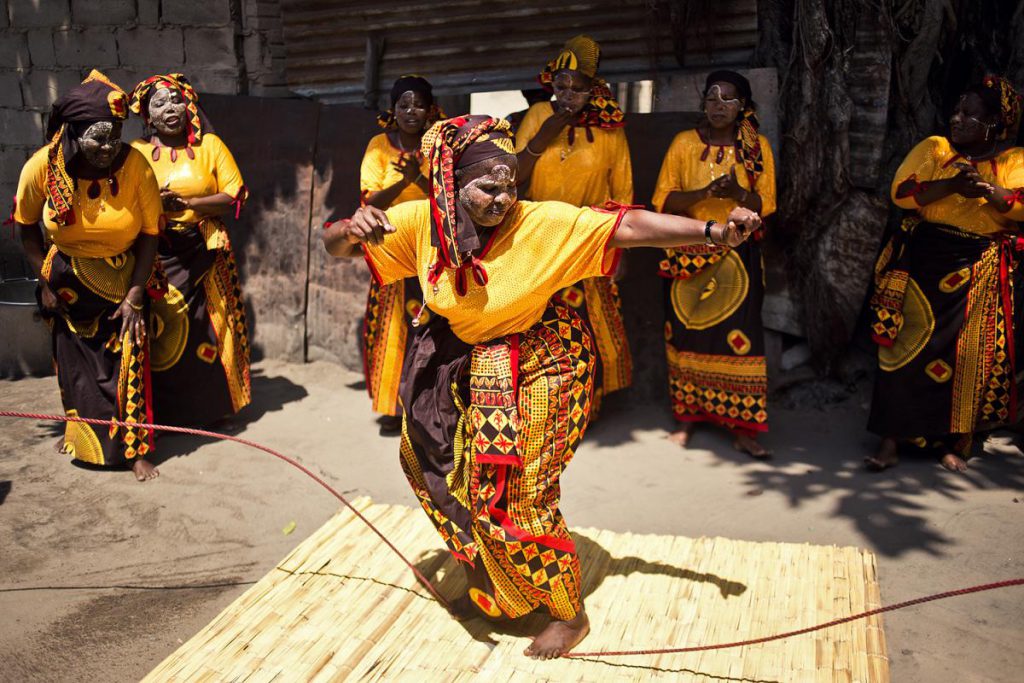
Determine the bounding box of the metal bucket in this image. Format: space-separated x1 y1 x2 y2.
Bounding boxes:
0 278 53 378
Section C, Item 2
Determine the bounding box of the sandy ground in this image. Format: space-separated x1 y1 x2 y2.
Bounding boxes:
0 358 1021 682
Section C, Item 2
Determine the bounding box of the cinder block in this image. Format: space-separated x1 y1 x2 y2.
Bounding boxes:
0 107 44 145
0 71 23 107
184 26 237 71
242 33 266 74
0 1 8 28
71 0 135 25
0 146 36 188
187 68 238 95
8 0 71 28
54 28 118 68
137 0 159 25
27 29 56 67
0 32 30 69
117 26 183 66
160 1 231 26
20 69 83 110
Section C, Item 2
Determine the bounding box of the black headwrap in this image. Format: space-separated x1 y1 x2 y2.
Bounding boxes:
44 69 129 226
377 74 443 130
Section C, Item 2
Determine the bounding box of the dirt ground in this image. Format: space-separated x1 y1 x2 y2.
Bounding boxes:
0 358 1021 682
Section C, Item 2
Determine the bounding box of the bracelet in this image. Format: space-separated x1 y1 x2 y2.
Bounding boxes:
704 220 717 246
127 300 144 312
524 142 543 157
414 172 425 183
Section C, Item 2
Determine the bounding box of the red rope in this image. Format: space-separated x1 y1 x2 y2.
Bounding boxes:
566 577 1024 657
0 409 451 612
3 410 1022 659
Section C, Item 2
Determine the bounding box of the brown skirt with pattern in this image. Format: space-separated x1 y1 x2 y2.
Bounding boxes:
868 220 1018 454
150 218 250 426
661 239 768 436
41 246 154 468
398 303 594 620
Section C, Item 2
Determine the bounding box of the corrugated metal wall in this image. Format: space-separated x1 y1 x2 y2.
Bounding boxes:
280 0 757 103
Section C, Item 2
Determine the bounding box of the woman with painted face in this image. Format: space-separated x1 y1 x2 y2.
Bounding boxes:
322 116 761 659
128 74 250 428
866 77 1024 473
651 70 776 459
359 75 442 433
12 70 163 481
513 35 633 415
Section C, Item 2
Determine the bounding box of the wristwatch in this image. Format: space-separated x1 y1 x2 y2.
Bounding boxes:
704 220 717 246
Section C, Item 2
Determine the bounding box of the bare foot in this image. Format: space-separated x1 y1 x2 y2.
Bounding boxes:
865 437 899 472
132 459 159 482
940 452 969 472
524 610 590 660
53 438 66 454
666 423 695 447
734 433 771 459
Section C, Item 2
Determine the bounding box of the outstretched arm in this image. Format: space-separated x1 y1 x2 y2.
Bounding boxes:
610 206 761 249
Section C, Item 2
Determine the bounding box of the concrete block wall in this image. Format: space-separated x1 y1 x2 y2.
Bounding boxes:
0 0 287 274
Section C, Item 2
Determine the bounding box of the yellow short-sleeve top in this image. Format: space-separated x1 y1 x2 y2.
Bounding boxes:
14 145 163 259
130 133 246 224
360 132 430 207
890 136 1024 234
651 128 777 222
364 199 621 344
514 102 634 207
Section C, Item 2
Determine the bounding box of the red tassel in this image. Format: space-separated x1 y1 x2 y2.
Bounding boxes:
585 127 594 143
185 146 195 160
109 176 119 197
700 145 710 162
232 185 248 219
427 260 444 286
170 148 178 163
151 146 160 161
715 146 725 164
87 180 101 199
567 127 575 146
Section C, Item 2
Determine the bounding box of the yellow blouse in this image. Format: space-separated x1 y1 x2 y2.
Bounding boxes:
130 133 246 224
651 129 777 222
14 145 162 259
365 199 621 344
514 102 634 207
890 136 1024 234
360 132 430 207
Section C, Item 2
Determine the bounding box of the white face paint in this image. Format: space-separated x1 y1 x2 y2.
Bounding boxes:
703 83 743 129
77 121 123 169
457 157 519 228
147 87 187 137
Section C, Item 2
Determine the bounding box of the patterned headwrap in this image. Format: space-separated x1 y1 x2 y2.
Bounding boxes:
129 73 208 148
980 75 1022 141
421 115 516 295
538 35 625 142
703 70 764 186
377 74 445 130
44 69 129 227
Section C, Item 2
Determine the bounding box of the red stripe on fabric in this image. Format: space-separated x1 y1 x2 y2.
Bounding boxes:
509 333 519 396
673 412 769 433
360 243 385 287
477 453 523 466
998 241 1018 418
142 340 155 451
871 333 896 348
487 465 577 553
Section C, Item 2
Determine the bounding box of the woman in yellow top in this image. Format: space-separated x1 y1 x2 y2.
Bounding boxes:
13 70 163 481
128 73 251 427
323 116 761 659
866 77 1024 473
360 75 439 433
651 70 776 458
514 35 633 412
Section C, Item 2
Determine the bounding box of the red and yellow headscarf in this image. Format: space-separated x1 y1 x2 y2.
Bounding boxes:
981 75 1023 141
44 69 130 226
421 116 516 295
129 73 205 146
538 35 625 140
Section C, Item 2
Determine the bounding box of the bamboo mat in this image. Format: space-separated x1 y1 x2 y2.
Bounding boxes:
144 498 889 682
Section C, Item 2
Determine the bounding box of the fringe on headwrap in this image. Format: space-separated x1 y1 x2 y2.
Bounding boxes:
129 73 205 146
421 116 514 293
981 75 1023 141
538 35 625 137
